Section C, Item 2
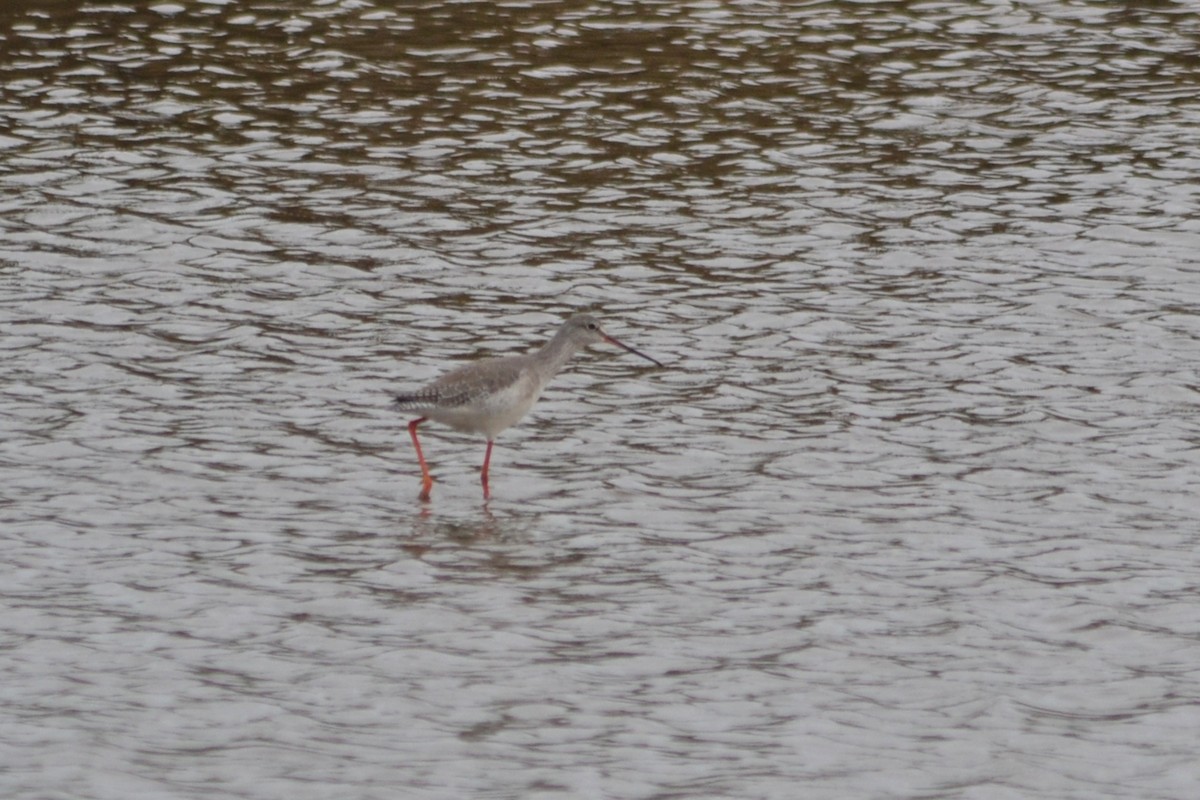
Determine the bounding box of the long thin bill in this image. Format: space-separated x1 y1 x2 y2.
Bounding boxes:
602 333 664 368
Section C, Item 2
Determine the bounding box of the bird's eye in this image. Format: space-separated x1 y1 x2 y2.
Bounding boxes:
587 322 598 330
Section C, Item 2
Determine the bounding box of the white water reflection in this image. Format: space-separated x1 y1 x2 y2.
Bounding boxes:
3 1 1200 798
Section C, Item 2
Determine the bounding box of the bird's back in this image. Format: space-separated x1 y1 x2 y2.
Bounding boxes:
395 353 542 438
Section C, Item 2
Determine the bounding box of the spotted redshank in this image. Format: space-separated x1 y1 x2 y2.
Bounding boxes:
395 313 662 500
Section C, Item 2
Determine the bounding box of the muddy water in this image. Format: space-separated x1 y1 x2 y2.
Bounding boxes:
3 2 1200 798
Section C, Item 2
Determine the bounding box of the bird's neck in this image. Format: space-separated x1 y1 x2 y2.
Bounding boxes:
533 330 583 382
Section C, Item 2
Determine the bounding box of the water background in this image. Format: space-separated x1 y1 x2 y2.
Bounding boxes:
3 2 1200 798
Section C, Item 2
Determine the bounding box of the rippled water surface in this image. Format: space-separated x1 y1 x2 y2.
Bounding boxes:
4 1 1200 798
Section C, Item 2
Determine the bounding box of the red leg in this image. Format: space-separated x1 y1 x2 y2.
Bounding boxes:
481 439 494 500
408 418 433 500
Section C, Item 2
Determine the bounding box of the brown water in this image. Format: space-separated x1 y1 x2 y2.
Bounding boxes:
3 2 1200 798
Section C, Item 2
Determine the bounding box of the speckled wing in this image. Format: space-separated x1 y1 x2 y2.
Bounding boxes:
394 354 531 415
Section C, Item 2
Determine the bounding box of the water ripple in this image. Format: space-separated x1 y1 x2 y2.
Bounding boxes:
4 1 1200 798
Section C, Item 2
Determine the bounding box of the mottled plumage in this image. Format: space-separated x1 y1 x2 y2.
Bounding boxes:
396 313 662 500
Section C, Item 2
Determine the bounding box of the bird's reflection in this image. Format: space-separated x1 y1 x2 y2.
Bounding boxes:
408 501 530 544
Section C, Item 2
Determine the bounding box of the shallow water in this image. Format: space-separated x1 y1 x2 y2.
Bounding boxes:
3 1 1200 798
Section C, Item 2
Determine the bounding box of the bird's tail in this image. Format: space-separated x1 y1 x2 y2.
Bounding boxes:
394 391 438 411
